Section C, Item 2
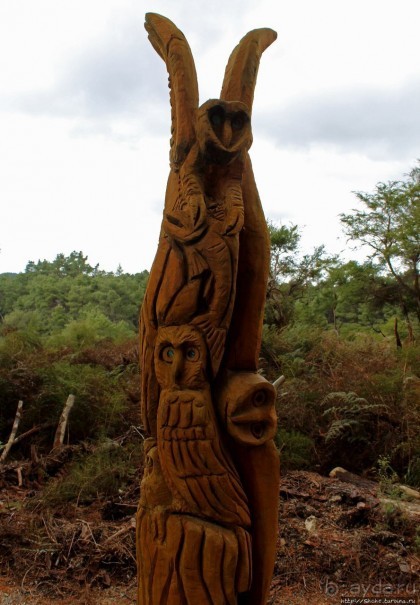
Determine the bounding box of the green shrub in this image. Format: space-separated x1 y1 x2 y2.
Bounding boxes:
35 360 130 440
276 429 315 471
41 441 143 506
46 310 134 350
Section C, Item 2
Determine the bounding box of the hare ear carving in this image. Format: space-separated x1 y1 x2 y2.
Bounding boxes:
144 13 199 170
221 28 277 112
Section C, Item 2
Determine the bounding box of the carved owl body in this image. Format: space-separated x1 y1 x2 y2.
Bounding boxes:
153 325 250 527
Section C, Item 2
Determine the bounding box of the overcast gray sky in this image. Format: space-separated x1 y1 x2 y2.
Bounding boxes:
1 0 419 274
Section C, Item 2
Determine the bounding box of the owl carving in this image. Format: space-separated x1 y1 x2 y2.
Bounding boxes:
154 324 208 391
154 325 250 528
138 324 253 604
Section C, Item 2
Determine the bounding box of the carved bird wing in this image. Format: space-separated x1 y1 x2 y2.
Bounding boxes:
140 237 173 436
144 13 199 169
220 28 277 112
157 389 251 528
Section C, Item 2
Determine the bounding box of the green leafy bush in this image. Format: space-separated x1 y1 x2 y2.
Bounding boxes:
276 429 315 471
46 310 134 350
41 441 143 506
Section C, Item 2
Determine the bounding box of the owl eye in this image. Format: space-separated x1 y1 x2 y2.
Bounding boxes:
161 346 175 363
209 106 225 127
186 346 200 361
231 112 247 131
253 389 267 407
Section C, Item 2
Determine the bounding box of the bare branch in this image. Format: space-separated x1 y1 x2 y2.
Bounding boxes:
0 400 24 463
52 394 75 450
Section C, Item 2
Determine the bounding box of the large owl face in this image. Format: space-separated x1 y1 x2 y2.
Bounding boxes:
196 99 252 164
154 325 208 390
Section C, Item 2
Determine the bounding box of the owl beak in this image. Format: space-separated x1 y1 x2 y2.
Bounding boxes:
221 121 232 147
171 350 184 386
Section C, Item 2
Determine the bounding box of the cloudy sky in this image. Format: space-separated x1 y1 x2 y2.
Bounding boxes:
1 0 419 274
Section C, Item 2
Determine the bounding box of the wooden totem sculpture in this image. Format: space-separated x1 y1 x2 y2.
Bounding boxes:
137 13 279 605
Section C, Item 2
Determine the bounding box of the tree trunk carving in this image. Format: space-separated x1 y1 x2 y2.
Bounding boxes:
137 13 279 605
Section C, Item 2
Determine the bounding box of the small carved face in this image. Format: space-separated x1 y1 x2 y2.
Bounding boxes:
216 372 277 446
154 325 208 390
197 99 252 162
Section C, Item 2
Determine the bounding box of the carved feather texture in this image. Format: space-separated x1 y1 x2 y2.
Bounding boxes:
137 511 252 605
157 389 251 528
144 13 199 169
221 28 277 111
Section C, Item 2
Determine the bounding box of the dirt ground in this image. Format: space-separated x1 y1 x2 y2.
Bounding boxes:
0 583 340 605
1 580 417 605
1 457 419 605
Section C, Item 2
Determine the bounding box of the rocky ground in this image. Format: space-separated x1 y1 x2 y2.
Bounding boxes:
0 450 419 605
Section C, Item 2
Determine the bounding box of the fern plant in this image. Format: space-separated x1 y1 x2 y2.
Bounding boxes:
321 391 388 445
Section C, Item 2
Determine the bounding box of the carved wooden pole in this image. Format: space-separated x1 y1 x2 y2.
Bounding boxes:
137 14 279 605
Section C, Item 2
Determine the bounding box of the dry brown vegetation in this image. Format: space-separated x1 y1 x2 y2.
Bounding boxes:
1 442 419 604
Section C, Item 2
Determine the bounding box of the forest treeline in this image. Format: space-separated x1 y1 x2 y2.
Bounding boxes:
0 164 419 493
